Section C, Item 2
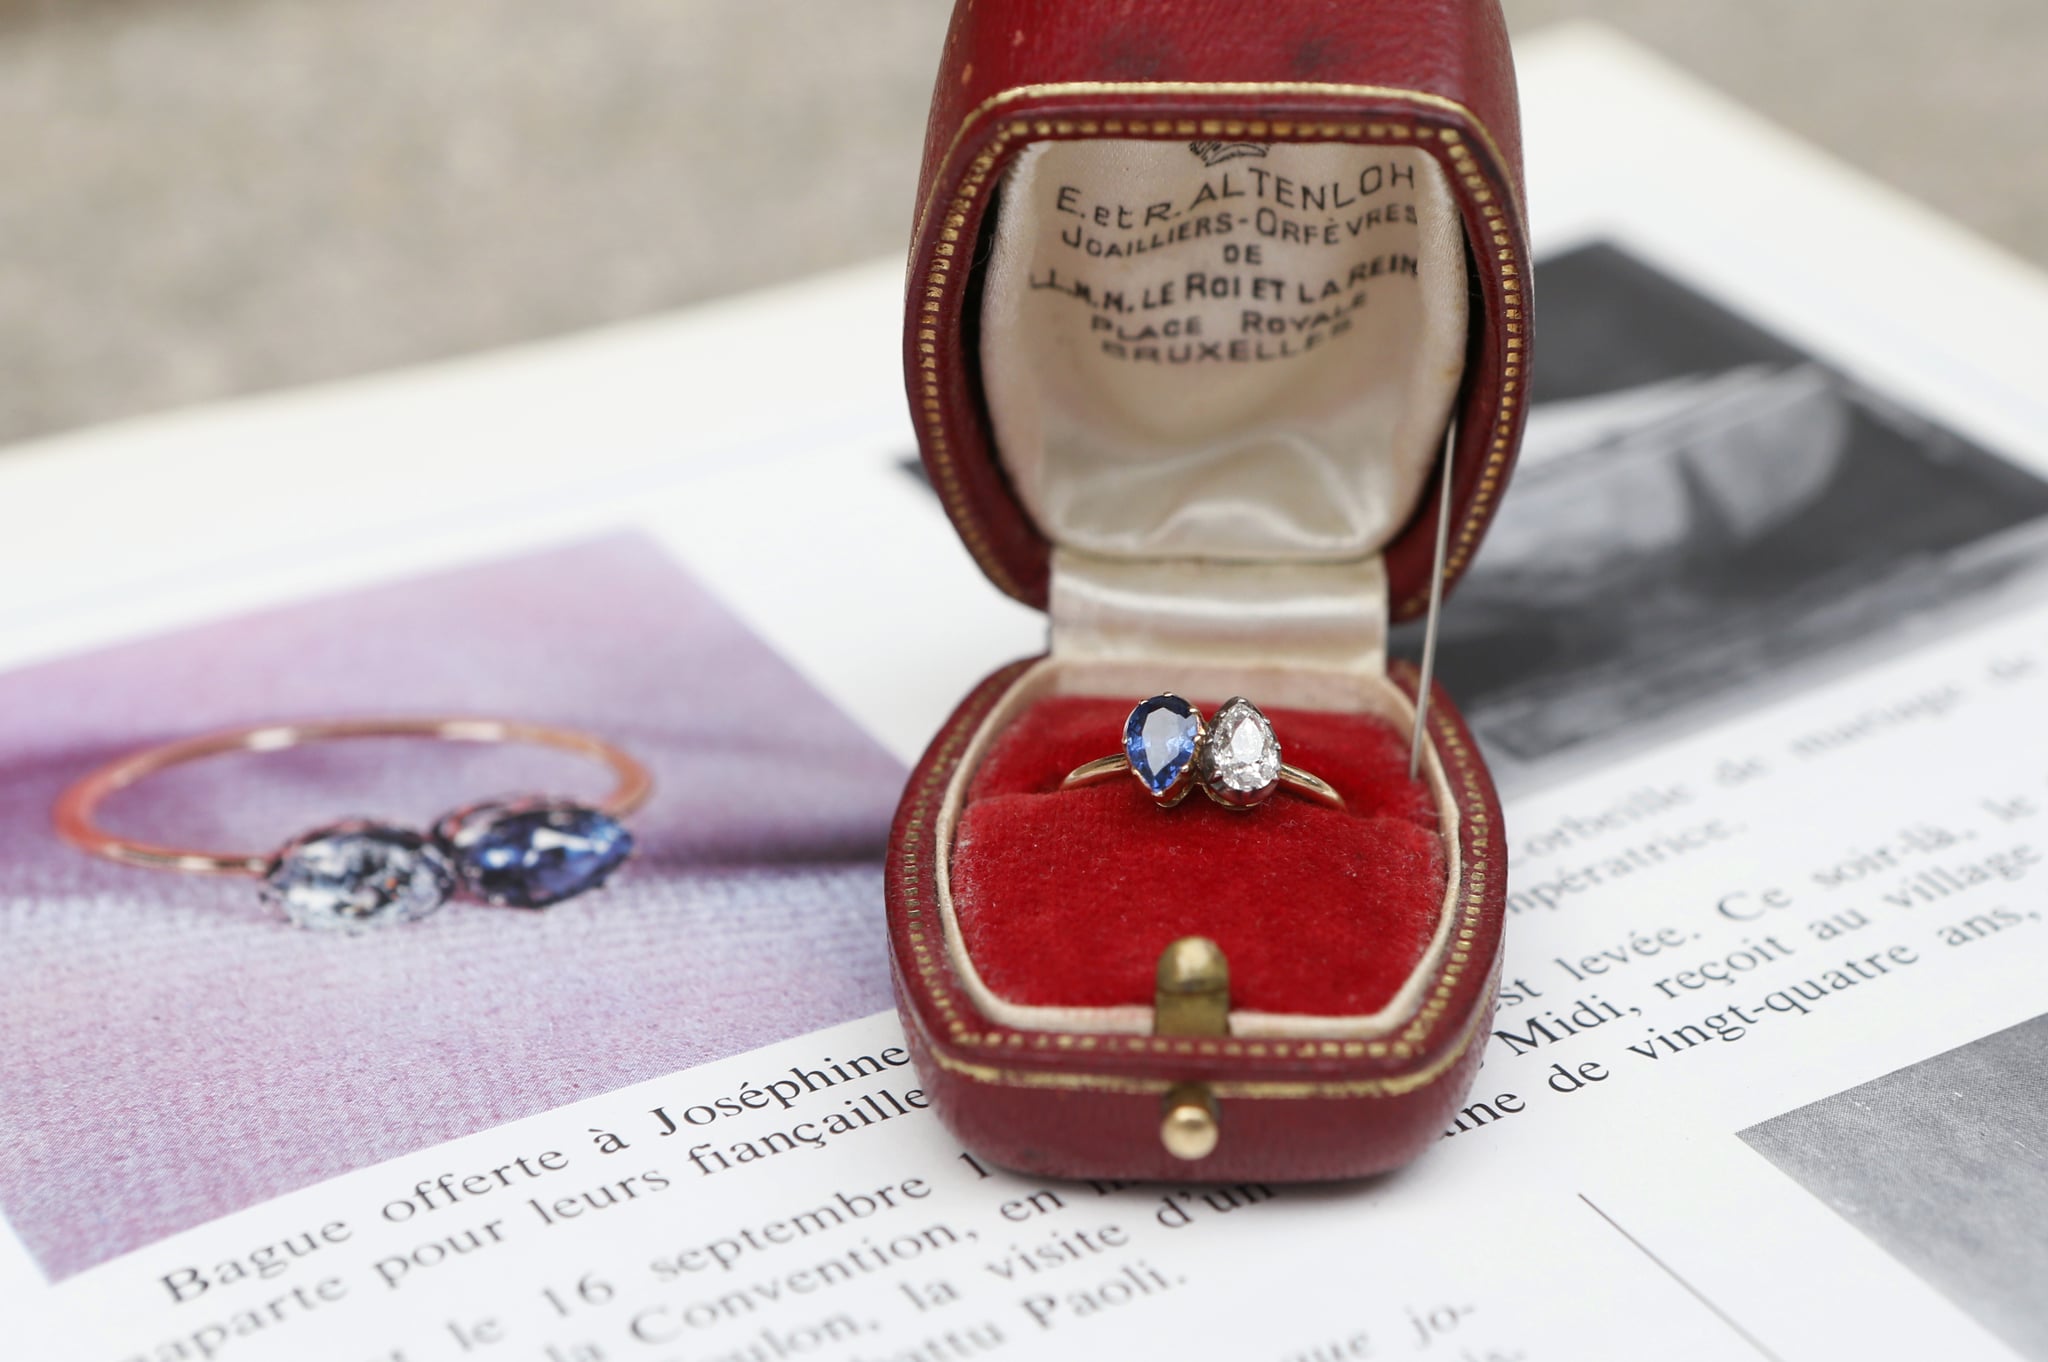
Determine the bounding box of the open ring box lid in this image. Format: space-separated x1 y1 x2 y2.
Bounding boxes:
888 0 1530 1180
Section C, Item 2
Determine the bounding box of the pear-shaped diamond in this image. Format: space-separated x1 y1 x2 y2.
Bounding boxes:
1197 697 1282 807
1122 694 1202 798
263 821 455 930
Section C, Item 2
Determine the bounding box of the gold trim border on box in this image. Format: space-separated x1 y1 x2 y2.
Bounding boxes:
891 659 1502 1091
910 966 1497 1101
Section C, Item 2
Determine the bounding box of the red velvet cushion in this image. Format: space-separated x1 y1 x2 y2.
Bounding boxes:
951 696 1446 1015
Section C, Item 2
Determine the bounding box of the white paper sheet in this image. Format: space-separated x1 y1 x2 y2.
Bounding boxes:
6 27 2048 1362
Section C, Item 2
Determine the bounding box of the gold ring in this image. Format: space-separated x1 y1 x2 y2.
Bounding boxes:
54 717 652 930
1059 695 1343 810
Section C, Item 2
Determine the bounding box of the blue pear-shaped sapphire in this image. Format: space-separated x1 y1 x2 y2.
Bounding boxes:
1122 694 1202 797
436 800 634 908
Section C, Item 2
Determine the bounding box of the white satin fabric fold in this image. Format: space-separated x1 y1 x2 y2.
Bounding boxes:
1050 549 1388 676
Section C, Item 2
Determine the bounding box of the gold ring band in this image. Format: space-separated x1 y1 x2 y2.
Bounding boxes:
1061 754 1344 808
55 717 652 875
1058 695 1343 811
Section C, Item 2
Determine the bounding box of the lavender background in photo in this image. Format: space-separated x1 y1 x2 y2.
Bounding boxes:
0 534 905 1279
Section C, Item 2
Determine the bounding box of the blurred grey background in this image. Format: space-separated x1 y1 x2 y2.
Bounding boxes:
4 0 2043 448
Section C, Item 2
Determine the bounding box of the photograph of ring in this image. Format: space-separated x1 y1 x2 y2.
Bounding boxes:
1059 694 1344 810
52 717 653 930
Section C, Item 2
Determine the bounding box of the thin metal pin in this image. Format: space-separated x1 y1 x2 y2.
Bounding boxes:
1409 421 1458 780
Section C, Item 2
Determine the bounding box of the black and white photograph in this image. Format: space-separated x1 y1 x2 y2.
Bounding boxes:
1741 1011 2048 1361
1392 242 2048 787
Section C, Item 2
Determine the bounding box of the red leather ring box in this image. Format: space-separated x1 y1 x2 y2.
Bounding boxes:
889 0 1530 1180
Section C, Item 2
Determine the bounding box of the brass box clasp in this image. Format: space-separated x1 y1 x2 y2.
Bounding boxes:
1154 937 1227 1161
1153 935 1228 1037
